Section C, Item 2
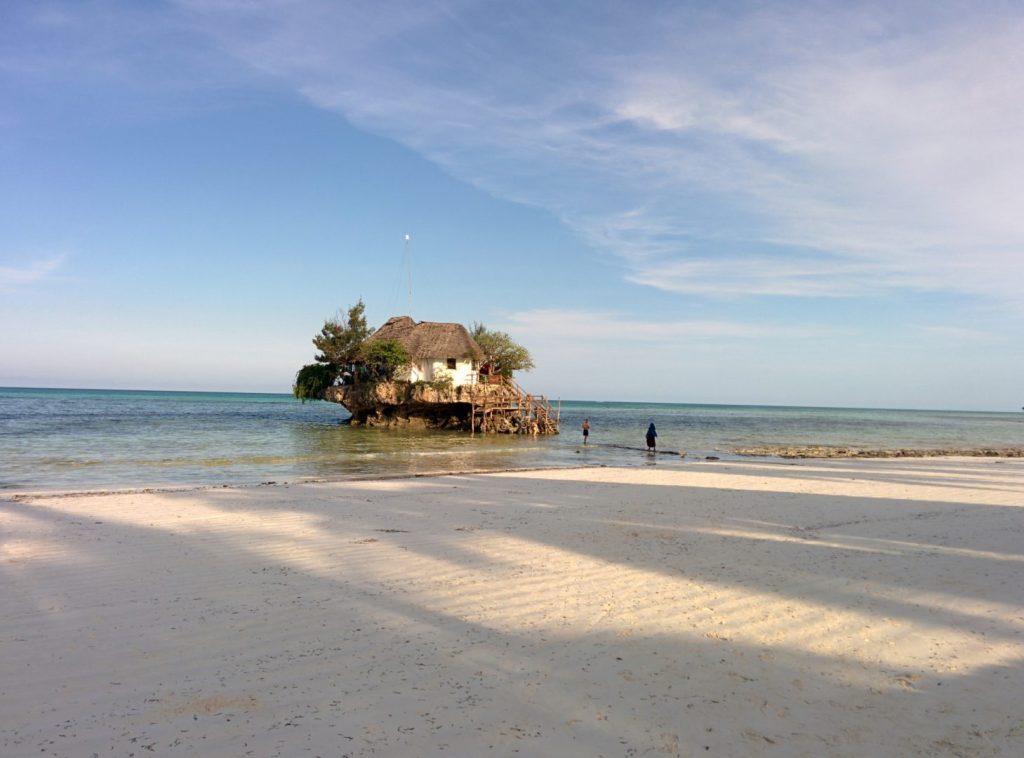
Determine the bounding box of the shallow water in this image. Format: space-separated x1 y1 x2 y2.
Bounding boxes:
1 387 1021 491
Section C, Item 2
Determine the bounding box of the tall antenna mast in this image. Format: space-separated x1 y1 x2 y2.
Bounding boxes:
404 233 412 316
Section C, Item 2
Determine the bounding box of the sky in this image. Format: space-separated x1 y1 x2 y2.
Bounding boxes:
2 0 1023 410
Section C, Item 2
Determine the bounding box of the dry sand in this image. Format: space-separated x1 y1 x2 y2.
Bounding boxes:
2 458 1023 757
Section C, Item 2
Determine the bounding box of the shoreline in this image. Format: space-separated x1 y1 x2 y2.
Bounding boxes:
3 458 1023 755
5 447 1023 499
0 463 601 501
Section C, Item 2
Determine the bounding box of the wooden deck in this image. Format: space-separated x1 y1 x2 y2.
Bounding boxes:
469 377 559 435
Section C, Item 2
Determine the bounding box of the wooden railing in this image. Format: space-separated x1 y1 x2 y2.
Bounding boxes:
469 376 560 435
502 377 559 434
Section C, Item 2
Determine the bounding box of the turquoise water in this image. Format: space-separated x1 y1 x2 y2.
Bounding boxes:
1 387 1021 491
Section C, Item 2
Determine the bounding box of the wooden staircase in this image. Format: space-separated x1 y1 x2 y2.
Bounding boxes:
470 377 560 435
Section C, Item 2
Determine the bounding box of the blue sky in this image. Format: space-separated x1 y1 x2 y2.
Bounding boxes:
2 0 1022 410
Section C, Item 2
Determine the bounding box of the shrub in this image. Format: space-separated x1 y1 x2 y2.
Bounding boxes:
429 373 454 392
359 339 412 381
293 363 337 402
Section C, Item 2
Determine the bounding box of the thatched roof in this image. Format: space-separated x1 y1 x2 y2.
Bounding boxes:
367 316 484 361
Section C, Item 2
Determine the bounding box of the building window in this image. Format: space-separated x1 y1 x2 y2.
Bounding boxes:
447 358 457 370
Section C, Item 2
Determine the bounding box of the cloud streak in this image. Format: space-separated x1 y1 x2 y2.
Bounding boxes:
145 2 1024 303
0 255 63 289
505 309 829 342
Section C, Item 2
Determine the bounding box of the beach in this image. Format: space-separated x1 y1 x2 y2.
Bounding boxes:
2 458 1023 756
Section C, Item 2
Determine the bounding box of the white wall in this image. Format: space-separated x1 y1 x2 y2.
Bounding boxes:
405 362 427 383
398 358 477 386
426 358 478 387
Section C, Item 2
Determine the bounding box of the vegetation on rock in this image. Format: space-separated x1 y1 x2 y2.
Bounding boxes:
293 363 336 402
470 323 534 378
293 304 537 405
359 339 411 381
313 299 374 366
294 300 374 401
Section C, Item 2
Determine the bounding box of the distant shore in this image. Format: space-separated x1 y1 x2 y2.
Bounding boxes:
3 458 1022 756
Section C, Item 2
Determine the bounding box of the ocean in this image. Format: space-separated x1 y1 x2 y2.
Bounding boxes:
1 387 1021 492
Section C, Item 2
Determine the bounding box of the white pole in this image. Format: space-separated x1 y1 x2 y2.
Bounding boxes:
404 233 412 316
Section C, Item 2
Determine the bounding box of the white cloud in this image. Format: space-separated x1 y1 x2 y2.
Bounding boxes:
914 325 996 342
0 255 63 288
504 309 828 342
624 257 889 298
145 3 1024 304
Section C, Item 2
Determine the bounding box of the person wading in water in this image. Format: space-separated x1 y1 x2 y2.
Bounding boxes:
646 422 657 452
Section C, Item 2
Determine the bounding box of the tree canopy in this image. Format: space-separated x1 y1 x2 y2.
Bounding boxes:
294 299 374 401
470 323 535 378
313 299 374 366
359 339 411 381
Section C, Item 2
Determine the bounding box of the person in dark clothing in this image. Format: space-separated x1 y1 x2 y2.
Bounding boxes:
646 422 657 452
582 418 590 444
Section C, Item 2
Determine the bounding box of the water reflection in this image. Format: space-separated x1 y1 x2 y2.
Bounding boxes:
290 423 570 479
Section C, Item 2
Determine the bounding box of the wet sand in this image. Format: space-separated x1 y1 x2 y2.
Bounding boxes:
2 458 1023 756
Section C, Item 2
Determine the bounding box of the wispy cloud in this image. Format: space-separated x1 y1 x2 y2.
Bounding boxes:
0 2 254 111
624 256 895 298
90 1 1024 305
504 309 829 342
0 255 63 288
914 325 996 342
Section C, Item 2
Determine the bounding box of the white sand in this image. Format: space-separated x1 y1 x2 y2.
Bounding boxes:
2 458 1023 757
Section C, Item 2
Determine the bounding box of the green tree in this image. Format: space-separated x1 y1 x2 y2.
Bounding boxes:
360 339 412 381
313 299 374 367
470 323 535 378
293 299 375 401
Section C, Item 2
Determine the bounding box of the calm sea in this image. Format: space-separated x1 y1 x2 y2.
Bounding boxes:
1 387 1021 492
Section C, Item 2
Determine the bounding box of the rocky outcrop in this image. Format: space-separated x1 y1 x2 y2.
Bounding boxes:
323 382 521 431
732 446 1024 459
